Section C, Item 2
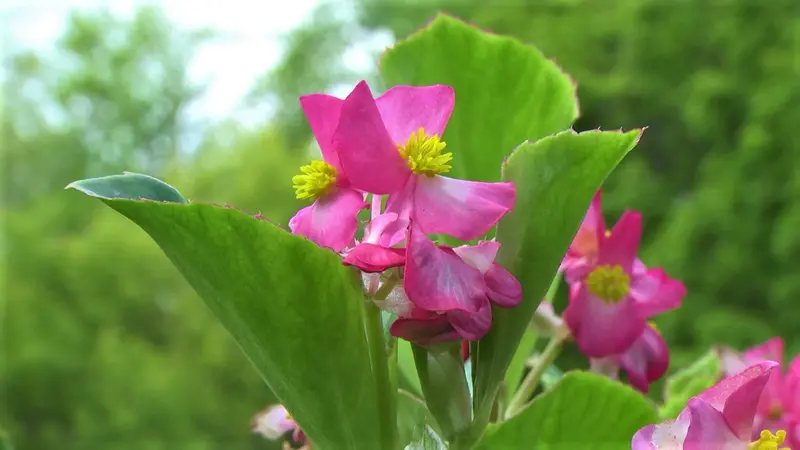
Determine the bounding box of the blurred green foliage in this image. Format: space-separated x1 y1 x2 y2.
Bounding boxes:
3 0 798 448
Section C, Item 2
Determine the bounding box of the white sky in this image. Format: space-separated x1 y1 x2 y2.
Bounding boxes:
1 0 389 124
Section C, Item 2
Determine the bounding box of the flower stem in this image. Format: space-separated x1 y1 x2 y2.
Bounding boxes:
504 326 569 418
363 299 398 449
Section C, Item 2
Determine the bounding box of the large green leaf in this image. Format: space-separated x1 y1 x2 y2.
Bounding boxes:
380 14 579 183
473 129 643 431
67 174 387 449
476 371 658 450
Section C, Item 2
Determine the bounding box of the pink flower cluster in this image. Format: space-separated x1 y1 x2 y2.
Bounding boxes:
719 338 800 449
633 361 794 450
289 81 521 344
540 191 686 393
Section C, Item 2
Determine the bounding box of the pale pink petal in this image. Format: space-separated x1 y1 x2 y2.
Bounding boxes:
288 188 367 252
342 243 405 273
630 267 686 318
363 212 399 245
563 285 644 358
631 425 658 450
717 346 749 376
684 398 743 450
561 257 595 285
452 241 500 274
616 324 670 394
389 314 460 345
597 210 642 273
698 361 779 440
380 177 416 247
251 404 297 440
404 222 487 313
484 263 522 307
742 338 785 416
299 94 344 172
633 409 691 449
413 175 516 241
743 337 784 367
447 302 492 341
375 85 455 143
375 286 414 317
332 80 411 194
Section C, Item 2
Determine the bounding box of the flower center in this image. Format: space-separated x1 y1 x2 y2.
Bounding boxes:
749 429 789 450
292 160 337 201
586 264 630 303
397 127 452 176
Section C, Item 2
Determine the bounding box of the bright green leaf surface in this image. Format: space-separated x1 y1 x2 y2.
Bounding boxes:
380 14 579 183
477 371 658 450
67 175 386 449
473 129 643 427
660 348 722 419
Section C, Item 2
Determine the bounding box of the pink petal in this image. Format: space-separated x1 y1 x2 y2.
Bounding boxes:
633 409 691 449
631 425 658 450
332 80 411 194
363 212 400 245
413 175 516 241
380 177 416 247
288 188 366 252
251 404 297 439
299 94 344 172
697 361 779 440
684 398 743 450
742 338 785 416
630 267 686 318
375 84 455 144
563 285 645 358
717 346 749 376
597 210 642 273
569 190 606 258
404 222 488 313
617 324 670 394
452 241 500 274
342 243 405 273
743 337 784 368
561 257 595 285
484 263 523 307
389 314 460 345
447 302 492 341
782 356 800 415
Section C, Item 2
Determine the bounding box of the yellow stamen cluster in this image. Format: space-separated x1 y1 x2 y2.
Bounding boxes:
750 429 790 450
292 160 337 201
397 127 453 176
586 264 631 303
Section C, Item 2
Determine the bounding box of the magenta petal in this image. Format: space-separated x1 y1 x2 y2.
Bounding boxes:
413 175 516 241
389 314 460 345
375 84 455 143
452 241 501 274
447 302 492 341
569 190 607 258
617 324 669 394
743 337 784 367
631 425 658 450
742 338 785 415
484 263 523 307
299 94 344 172
343 243 405 273
684 398 743 450
332 80 411 194
630 267 686 318
288 188 366 252
698 361 779 440
785 356 800 414
563 285 644 358
404 222 487 313
597 210 642 273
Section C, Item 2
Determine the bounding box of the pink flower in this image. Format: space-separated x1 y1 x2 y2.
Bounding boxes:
318 80 515 241
389 223 522 344
251 404 308 446
589 322 670 394
719 338 800 449
632 361 790 450
562 197 685 357
289 90 372 251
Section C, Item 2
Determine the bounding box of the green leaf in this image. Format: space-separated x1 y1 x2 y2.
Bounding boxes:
476 371 658 450
397 390 430 446
66 175 388 450
660 348 722 419
404 425 447 450
503 327 537 406
412 343 472 441
66 172 187 203
473 129 643 428
380 14 579 184
398 340 422 396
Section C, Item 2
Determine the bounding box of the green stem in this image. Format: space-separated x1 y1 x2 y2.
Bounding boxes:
363 300 398 449
504 327 569 418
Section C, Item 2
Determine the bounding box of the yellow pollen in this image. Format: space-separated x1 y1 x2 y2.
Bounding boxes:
749 429 789 450
605 230 612 238
586 264 630 303
397 127 453 176
647 321 661 334
292 160 337 201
